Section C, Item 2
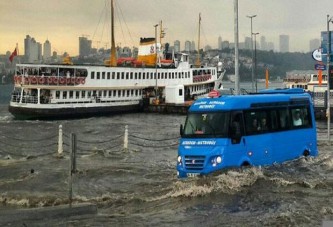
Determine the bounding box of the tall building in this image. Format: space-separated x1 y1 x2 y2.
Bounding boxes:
79 36 92 58
191 41 196 52
279 35 289 52
244 37 251 50
174 40 180 52
24 35 42 63
309 38 320 52
184 40 191 52
218 36 222 50
43 39 51 62
260 36 267 51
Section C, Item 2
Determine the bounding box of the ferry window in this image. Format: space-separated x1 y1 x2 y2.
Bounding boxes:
131 90 134 96
118 90 121 97
158 73 160 79
93 90 97 97
108 90 112 97
112 72 115 79
102 72 106 79
113 90 116 97
107 72 110 79
183 112 230 138
56 91 60 99
97 72 100 79
121 72 125 79
69 91 73 99
98 91 102 97
130 72 133 79
135 90 138 96
153 72 156 79
172 72 174 79
103 90 107 97
127 90 130 97
138 72 141 79
82 91 86 98
91 71 95 79
117 72 120 79
87 91 91 98
143 73 145 80
179 89 183 96
126 72 129 80
63 91 67 99
76 91 79 99
122 90 125 96
135 72 138 80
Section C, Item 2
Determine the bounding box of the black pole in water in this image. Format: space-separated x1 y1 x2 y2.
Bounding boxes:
69 133 77 207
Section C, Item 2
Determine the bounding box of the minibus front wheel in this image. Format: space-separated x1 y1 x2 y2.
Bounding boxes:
303 150 310 157
241 161 250 167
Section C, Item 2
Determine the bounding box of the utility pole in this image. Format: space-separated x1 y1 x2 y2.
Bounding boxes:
234 0 240 95
326 15 333 141
247 15 257 93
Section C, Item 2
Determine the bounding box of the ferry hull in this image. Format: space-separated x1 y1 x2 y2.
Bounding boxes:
8 104 142 120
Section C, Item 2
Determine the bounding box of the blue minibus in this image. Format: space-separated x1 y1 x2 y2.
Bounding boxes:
177 88 318 178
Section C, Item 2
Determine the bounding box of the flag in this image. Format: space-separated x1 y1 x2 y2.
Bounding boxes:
9 48 17 62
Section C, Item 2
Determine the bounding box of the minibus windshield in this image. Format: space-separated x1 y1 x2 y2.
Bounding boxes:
183 112 230 138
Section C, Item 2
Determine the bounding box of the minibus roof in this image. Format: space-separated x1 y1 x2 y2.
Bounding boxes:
189 88 311 112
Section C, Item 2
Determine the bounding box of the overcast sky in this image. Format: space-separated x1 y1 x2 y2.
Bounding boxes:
1 0 332 55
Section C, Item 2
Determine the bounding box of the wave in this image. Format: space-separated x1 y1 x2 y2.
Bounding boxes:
152 167 264 200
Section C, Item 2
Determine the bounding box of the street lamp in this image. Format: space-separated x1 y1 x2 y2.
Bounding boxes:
252 32 259 92
247 15 257 93
326 15 333 141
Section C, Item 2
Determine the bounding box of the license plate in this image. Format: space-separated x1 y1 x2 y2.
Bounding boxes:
187 173 199 177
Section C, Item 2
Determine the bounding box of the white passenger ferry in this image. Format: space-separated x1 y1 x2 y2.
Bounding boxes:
9 0 224 119
9 50 223 119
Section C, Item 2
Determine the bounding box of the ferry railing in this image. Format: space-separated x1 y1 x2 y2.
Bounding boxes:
14 75 86 86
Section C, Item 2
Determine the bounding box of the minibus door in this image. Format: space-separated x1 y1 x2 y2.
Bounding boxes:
229 112 247 166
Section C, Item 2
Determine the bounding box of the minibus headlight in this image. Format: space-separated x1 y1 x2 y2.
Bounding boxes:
211 156 222 167
177 156 182 164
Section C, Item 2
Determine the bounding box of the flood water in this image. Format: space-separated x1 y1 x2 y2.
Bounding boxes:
1 83 333 226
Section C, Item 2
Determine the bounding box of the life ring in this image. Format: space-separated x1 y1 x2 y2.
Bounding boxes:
75 77 81 84
31 76 37 84
38 77 45 84
80 77 86 84
53 77 59 84
47 77 53 84
66 78 71 84
16 76 22 84
70 77 76 84
59 77 66 84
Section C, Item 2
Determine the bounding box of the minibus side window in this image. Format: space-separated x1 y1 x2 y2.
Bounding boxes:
290 106 312 128
229 112 244 144
278 108 290 130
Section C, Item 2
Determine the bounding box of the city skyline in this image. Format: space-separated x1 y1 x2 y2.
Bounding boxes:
1 0 332 55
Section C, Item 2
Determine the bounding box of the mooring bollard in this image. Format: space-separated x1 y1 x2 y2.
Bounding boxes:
124 125 128 151
58 125 63 156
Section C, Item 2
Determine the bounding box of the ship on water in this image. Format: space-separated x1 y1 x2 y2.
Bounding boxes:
8 1 224 120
